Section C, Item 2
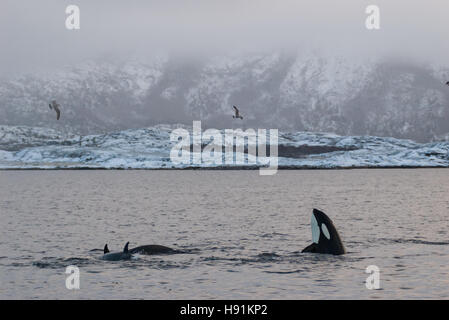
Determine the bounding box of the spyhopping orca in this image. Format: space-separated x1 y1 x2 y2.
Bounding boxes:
101 242 132 261
48 100 61 120
232 105 243 120
446 81 449 86
302 209 346 255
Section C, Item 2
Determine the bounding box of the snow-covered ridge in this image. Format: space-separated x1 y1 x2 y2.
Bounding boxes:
0 125 448 169
1 53 448 142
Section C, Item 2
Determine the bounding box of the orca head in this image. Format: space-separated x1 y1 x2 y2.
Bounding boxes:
104 244 110 254
123 242 129 254
302 209 346 255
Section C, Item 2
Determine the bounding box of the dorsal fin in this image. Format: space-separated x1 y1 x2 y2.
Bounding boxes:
104 244 109 254
123 242 129 253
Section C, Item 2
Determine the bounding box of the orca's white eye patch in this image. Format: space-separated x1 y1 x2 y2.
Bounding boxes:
321 223 331 240
311 214 320 243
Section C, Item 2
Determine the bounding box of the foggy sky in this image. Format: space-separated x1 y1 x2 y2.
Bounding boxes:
1 0 448 76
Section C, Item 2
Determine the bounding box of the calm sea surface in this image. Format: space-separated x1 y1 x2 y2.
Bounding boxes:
1 169 448 299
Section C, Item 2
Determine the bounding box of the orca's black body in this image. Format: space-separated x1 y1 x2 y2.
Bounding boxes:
103 243 178 256
302 209 346 255
129 245 178 255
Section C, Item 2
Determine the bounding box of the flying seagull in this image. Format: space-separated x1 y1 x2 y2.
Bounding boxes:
232 105 243 120
48 100 61 120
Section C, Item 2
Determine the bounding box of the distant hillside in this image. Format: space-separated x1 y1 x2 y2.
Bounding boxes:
0 53 448 142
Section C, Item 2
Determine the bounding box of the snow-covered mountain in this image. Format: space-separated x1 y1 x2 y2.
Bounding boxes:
0 53 448 142
0 125 448 169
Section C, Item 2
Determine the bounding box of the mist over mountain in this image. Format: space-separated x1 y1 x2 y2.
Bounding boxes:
1 53 448 142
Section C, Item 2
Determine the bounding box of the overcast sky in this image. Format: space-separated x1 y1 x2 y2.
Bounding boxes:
1 0 448 76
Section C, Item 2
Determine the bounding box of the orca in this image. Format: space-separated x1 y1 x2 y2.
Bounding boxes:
102 243 179 256
101 242 132 261
301 209 346 255
129 244 178 255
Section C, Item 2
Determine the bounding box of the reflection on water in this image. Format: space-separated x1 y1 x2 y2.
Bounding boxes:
0 169 448 299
